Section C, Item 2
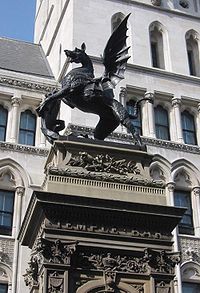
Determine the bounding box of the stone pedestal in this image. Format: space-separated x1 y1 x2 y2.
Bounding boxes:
19 138 185 293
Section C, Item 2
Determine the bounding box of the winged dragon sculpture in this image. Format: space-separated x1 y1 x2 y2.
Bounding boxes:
36 14 148 145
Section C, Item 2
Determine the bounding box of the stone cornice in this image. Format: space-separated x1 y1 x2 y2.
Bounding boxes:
0 76 58 93
116 0 200 21
91 56 200 87
0 141 49 156
66 124 200 155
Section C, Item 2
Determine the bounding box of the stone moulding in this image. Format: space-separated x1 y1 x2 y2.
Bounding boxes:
0 76 57 93
47 173 165 191
0 141 49 156
66 124 200 154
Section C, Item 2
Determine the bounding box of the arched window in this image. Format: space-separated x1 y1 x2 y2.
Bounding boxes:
154 105 170 140
126 100 142 135
174 189 194 235
181 110 197 145
186 30 200 76
149 22 165 69
19 110 36 146
0 105 8 142
111 12 125 32
0 189 15 236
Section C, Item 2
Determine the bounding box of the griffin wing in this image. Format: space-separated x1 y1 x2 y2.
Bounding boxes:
102 13 131 87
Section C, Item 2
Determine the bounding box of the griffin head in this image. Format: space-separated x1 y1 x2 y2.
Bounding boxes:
64 43 87 64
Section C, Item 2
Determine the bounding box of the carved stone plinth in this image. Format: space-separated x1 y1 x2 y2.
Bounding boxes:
43 137 166 206
19 139 185 293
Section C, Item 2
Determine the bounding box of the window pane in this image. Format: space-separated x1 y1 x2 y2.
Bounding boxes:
183 282 200 293
19 110 36 146
126 102 142 135
0 106 7 141
151 42 159 68
0 284 8 293
181 111 196 145
0 190 14 233
174 190 193 234
155 106 170 140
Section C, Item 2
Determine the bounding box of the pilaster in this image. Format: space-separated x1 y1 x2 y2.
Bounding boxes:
171 97 184 143
142 92 155 137
10 96 22 144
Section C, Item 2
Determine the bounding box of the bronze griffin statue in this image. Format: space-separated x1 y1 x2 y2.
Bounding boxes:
37 14 147 145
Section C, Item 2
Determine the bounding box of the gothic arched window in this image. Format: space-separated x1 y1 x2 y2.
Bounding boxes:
154 105 170 140
126 99 142 135
0 189 15 236
181 110 197 145
174 189 194 235
186 30 200 76
149 22 165 69
0 105 8 142
19 110 36 146
111 12 125 32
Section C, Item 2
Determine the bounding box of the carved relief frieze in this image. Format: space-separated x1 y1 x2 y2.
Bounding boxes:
48 148 165 188
0 76 57 93
68 152 141 175
0 141 48 156
76 249 180 275
44 218 170 241
180 237 200 263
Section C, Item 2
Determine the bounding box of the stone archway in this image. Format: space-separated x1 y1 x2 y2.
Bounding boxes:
76 278 141 293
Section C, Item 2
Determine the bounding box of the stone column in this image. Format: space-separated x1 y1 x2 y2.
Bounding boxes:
192 187 200 236
166 182 182 293
196 103 200 146
12 186 25 293
119 87 127 132
142 92 155 137
119 87 127 107
171 97 183 143
10 96 22 143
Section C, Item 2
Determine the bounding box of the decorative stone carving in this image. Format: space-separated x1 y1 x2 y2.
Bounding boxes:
48 271 64 293
104 271 117 292
68 152 141 175
0 251 10 264
151 0 161 6
180 237 200 263
77 249 180 275
0 239 14 266
35 238 78 265
156 281 171 293
23 256 39 289
11 96 22 106
0 141 48 156
0 76 56 93
179 0 189 9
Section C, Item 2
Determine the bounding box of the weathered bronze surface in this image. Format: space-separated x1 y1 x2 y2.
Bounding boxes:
36 15 149 145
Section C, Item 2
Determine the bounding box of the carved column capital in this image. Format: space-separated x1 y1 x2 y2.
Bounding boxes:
151 0 161 6
192 186 200 197
167 182 175 192
16 186 25 197
119 87 127 99
11 96 22 106
172 97 181 107
144 91 154 103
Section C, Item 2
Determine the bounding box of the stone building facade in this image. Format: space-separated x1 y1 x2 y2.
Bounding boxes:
0 0 200 292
